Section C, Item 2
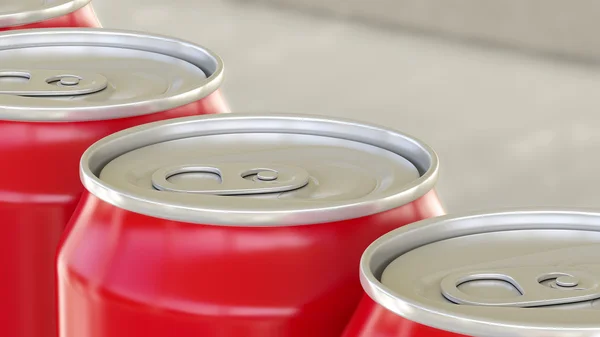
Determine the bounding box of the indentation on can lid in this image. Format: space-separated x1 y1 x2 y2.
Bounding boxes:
256 170 278 181
556 275 580 288
58 76 80 86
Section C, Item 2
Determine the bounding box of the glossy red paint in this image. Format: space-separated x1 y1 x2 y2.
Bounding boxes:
342 295 469 337
58 189 444 337
0 4 101 31
0 92 228 337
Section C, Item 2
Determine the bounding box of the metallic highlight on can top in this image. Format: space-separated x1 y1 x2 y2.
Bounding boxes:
0 28 224 121
80 113 439 226
0 0 91 27
360 209 600 337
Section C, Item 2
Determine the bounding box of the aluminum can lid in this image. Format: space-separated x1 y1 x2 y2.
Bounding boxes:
81 113 439 226
0 29 223 122
362 209 600 337
0 0 91 28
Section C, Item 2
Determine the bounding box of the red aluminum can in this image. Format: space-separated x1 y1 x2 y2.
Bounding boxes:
58 113 445 337
342 209 600 337
0 28 228 337
0 0 100 31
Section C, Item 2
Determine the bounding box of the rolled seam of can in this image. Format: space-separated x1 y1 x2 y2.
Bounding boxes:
0 0 91 28
360 209 600 337
80 114 440 226
0 28 224 122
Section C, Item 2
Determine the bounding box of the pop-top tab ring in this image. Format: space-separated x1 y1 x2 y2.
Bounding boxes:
440 267 600 308
0 69 108 96
151 163 311 196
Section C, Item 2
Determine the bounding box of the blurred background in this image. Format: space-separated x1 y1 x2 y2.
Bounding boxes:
94 0 600 213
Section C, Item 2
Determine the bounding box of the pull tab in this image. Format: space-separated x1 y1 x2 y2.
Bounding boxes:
440 267 600 307
0 69 108 96
151 163 310 196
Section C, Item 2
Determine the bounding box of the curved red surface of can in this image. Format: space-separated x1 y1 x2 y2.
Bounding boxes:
0 93 228 337
342 295 469 337
0 4 101 31
58 190 444 337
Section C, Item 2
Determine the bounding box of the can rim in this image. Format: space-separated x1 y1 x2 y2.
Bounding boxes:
0 0 91 28
360 208 600 336
0 28 225 122
79 113 440 226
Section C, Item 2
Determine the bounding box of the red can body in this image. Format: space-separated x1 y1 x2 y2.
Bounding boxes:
58 190 444 337
0 4 101 31
0 93 228 337
342 295 469 337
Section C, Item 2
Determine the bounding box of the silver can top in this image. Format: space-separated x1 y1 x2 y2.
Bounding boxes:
80 114 439 226
362 209 600 337
0 28 223 122
0 0 91 28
